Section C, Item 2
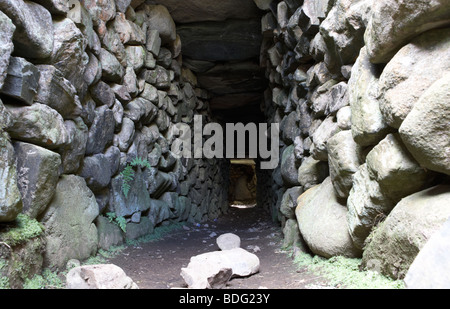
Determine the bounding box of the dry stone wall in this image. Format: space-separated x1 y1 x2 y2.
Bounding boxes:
260 0 450 279
1 0 450 287
0 0 229 275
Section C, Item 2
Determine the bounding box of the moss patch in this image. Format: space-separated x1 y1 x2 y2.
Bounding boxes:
0 260 9 289
0 214 44 247
291 250 405 289
0 214 46 289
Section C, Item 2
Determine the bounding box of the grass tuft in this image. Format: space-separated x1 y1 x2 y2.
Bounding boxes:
291 250 405 289
0 214 44 247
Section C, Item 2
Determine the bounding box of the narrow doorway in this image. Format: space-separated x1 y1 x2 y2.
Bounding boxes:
228 159 257 209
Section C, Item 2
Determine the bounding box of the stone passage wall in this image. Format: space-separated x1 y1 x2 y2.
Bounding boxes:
259 0 450 279
0 0 229 277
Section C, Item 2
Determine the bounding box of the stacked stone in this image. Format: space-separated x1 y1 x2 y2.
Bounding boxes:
259 0 450 279
0 0 229 274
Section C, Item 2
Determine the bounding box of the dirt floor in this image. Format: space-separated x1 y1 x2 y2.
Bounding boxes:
107 204 333 289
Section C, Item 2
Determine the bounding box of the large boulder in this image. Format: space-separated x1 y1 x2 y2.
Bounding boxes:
40 175 99 269
114 117 135 152
13 142 61 219
148 168 173 199
113 12 146 46
0 11 15 89
30 0 70 15
346 163 390 250
280 111 301 145
125 216 154 240
405 217 450 289
0 132 22 222
0 57 40 105
365 134 431 201
297 156 329 190
361 184 450 279
5 103 70 150
101 23 127 67
90 80 115 108
310 115 340 161
309 81 349 118
347 134 432 250
81 0 116 25
159 190 190 219
0 0 54 59
280 145 300 187
83 52 102 88
296 177 361 258
0 99 12 131
148 198 172 226
96 215 124 251
140 66 171 90
327 130 363 198
300 0 336 34
136 4 176 44
180 248 260 289
35 65 82 120
59 117 89 174
399 73 450 175
348 47 390 146
377 28 450 129
50 17 88 93
109 168 152 219
98 48 124 83
279 186 303 219
319 0 370 71
66 264 139 289
68 1 101 55
282 218 306 251
364 0 450 64
85 105 115 155
79 153 113 192
145 29 161 57
125 45 146 71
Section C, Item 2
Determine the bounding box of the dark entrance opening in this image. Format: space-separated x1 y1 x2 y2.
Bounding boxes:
228 159 257 209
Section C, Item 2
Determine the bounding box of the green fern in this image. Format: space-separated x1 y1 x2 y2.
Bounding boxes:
130 157 151 169
115 216 127 233
120 165 134 198
106 212 127 233
106 212 117 223
120 157 151 198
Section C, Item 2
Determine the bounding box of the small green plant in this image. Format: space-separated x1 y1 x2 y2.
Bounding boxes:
0 260 9 289
120 157 151 198
23 269 64 289
120 165 134 198
106 212 127 233
0 214 44 247
84 247 125 265
0 276 9 289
